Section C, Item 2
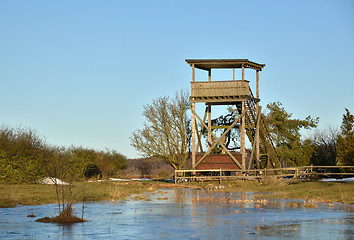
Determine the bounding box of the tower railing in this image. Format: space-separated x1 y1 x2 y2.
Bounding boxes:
190 80 250 102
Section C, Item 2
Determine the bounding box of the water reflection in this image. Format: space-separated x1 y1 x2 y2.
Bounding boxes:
0 189 353 239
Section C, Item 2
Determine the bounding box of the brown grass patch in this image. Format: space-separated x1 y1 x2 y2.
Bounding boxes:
157 197 169 200
287 202 302 208
36 205 86 224
303 202 318 208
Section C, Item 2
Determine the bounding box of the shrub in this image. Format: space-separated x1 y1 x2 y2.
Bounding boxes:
0 126 47 183
0 126 128 183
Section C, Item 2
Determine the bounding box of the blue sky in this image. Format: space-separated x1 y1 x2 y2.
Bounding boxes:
1 0 353 158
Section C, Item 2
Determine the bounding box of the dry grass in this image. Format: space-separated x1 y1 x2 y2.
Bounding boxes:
0 179 353 208
196 179 354 204
109 183 122 199
303 201 318 208
287 202 302 208
0 181 161 208
191 195 268 206
36 204 87 224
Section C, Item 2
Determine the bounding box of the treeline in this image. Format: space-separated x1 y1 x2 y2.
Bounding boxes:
0 126 127 184
122 157 174 179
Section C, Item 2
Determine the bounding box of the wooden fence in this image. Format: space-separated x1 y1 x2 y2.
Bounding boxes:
174 166 354 183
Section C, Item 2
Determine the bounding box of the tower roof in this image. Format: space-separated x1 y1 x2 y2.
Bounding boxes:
185 59 265 71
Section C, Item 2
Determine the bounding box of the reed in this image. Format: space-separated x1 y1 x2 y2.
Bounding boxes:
109 183 121 199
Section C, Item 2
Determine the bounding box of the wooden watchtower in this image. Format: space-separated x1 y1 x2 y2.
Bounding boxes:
186 59 279 170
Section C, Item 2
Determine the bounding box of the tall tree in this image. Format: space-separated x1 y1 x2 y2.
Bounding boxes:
130 90 191 170
263 102 318 166
337 108 354 166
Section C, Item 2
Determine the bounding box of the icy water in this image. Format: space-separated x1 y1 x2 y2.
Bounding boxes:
0 189 353 240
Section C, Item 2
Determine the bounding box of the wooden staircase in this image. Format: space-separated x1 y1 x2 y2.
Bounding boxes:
235 88 280 169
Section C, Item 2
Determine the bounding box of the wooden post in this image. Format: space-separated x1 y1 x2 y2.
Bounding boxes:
241 101 246 169
241 64 245 169
192 64 195 83
208 69 211 82
195 118 203 152
233 68 235 80
256 70 259 98
191 64 196 169
192 103 196 168
242 64 245 81
256 70 260 164
208 104 212 148
219 169 222 184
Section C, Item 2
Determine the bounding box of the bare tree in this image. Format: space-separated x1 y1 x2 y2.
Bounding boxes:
310 127 339 166
130 90 191 170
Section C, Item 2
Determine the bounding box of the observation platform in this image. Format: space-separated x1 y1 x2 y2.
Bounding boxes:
186 59 264 105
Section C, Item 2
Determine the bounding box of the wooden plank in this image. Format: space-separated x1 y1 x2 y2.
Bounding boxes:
190 81 250 98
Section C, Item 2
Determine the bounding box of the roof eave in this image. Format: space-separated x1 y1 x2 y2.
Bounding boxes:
185 59 265 71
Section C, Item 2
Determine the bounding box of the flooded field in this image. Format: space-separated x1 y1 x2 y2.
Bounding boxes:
1 189 353 239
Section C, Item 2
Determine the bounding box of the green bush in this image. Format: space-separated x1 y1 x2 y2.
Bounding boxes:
0 126 46 183
0 126 127 183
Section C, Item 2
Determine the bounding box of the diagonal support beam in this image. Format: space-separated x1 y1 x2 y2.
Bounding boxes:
195 118 203 152
191 107 246 169
248 106 262 170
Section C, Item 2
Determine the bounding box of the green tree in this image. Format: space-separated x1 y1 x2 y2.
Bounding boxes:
67 147 99 180
130 90 191 170
96 149 127 178
337 108 354 166
264 102 319 166
67 147 127 180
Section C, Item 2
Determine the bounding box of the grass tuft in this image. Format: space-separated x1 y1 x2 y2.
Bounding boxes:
303 201 318 208
0 197 17 208
287 202 302 208
36 204 87 224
